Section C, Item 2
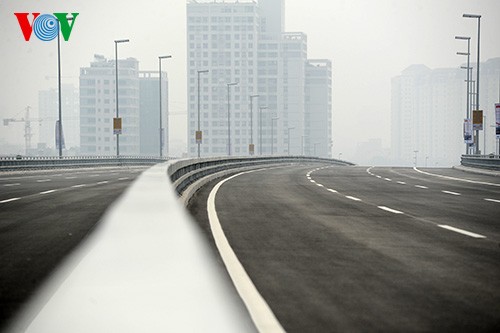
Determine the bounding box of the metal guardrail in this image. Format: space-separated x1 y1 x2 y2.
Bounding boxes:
0 155 170 171
461 154 500 171
168 156 355 196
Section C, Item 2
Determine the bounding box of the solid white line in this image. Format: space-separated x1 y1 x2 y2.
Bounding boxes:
378 206 404 214
0 197 21 203
207 170 286 333
40 190 56 195
484 198 500 203
97 181 109 185
4 183 21 187
327 189 338 193
37 179 51 183
415 185 428 189
397 181 406 185
414 167 500 187
345 196 362 201
72 184 86 188
438 225 486 239
442 190 461 196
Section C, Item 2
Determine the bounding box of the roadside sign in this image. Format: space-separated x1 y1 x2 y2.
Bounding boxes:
464 118 473 143
195 130 202 144
495 103 500 139
113 117 122 135
472 110 483 130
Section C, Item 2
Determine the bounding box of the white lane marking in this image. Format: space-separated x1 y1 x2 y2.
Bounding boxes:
37 179 51 183
72 184 86 188
397 181 406 185
316 184 324 187
442 190 461 196
378 206 404 214
484 198 500 203
97 181 109 185
118 177 129 181
327 189 338 193
376 175 382 179
40 189 56 195
345 196 362 201
0 197 21 203
384 178 392 181
208 170 286 333
414 167 500 187
310 179 316 183
89 174 100 177
4 183 21 187
438 225 486 239
415 185 428 189
65 176 77 179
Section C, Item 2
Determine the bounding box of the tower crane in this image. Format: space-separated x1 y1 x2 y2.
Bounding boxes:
3 106 44 155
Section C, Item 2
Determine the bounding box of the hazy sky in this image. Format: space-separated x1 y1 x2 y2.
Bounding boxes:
1 0 499 160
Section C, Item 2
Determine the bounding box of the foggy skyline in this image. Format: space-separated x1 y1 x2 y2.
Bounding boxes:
1 0 499 163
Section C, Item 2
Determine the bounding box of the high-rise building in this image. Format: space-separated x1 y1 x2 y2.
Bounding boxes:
79 55 168 156
391 58 500 166
186 0 332 157
38 84 79 152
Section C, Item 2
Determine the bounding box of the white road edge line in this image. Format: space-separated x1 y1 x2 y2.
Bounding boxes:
378 206 404 214
484 198 500 203
0 197 21 203
413 167 500 187
442 190 461 196
207 170 286 333
438 225 486 239
345 196 362 201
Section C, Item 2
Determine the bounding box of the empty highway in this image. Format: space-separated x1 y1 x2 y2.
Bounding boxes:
188 163 500 332
0 166 148 330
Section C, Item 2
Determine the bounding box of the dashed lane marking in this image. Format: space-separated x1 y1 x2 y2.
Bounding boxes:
384 178 392 181
39 189 57 195
118 177 129 181
0 197 21 204
37 179 51 183
415 185 428 189
327 189 338 193
442 190 461 196
97 181 109 185
378 206 404 214
72 184 86 188
438 225 486 239
484 198 500 203
4 183 20 187
397 181 406 185
345 196 362 201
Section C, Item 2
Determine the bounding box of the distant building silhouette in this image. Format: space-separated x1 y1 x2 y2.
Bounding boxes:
186 0 332 157
391 58 500 166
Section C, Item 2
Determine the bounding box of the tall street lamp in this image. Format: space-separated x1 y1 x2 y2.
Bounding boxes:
259 106 268 155
114 39 129 157
249 94 259 155
287 127 295 155
56 15 75 158
227 82 238 156
158 55 171 158
197 70 209 158
271 116 279 155
463 13 481 154
456 35 471 154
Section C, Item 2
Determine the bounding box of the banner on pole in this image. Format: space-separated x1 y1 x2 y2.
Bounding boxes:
55 120 65 149
495 103 500 139
195 130 202 144
113 117 122 135
472 110 483 130
464 118 473 144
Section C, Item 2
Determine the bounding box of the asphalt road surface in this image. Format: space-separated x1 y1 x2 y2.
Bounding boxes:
0 166 148 330
188 163 500 333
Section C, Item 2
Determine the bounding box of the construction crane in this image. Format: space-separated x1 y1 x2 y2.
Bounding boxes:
3 106 44 155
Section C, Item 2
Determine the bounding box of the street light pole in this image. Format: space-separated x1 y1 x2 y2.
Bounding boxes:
259 106 268 155
287 127 295 155
227 82 238 156
114 39 129 157
271 116 279 155
249 94 259 155
158 55 171 158
456 35 471 154
197 70 209 158
463 13 481 154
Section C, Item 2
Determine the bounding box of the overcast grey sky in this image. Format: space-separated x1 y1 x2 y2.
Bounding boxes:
1 0 499 160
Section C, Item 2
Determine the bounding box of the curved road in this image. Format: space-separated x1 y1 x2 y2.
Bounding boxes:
188 163 500 332
0 166 148 330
